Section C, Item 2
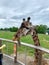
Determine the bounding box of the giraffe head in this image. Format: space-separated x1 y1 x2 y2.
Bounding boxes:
13 17 35 42
20 17 35 35
20 17 32 29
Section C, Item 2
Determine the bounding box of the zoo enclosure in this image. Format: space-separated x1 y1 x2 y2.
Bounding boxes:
0 38 49 65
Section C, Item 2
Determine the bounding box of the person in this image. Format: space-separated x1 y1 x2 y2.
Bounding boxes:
0 53 3 65
0 44 6 65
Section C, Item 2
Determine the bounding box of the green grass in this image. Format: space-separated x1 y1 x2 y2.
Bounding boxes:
0 31 15 39
0 31 49 57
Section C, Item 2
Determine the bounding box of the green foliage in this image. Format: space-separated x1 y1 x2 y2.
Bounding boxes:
47 28 49 30
0 27 18 32
0 28 4 30
47 28 49 34
36 25 47 34
0 24 48 33
9 27 18 32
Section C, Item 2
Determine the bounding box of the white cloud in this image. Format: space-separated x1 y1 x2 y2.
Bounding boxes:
46 8 49 11
0 18 21 28
0 0 49 28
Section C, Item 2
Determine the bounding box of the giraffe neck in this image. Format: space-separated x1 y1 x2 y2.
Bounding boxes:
32 30 40 46
32 30 41 62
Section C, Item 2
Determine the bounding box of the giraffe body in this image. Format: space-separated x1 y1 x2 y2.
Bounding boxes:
13 17 48 65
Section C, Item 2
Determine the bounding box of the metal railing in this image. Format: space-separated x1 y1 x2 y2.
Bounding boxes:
0 38 49 65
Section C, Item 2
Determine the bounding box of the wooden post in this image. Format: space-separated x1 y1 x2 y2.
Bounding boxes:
14 43 17 63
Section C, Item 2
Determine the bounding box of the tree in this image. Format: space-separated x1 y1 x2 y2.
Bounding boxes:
0 27 18 32
9 27 18 32
0 28 3 30
36 25 47 34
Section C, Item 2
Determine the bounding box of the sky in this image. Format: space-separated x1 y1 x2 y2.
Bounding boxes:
0 0 49 28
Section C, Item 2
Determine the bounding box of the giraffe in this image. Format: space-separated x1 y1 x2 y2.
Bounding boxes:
13 17 48 65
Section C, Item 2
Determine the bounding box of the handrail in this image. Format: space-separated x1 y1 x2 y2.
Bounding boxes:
0 38 49 54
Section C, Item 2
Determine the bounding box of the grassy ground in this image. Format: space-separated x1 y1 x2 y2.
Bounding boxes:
0 31 49 57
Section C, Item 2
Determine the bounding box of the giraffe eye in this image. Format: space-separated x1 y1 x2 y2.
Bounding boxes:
20 23 25 28
22 23 24 25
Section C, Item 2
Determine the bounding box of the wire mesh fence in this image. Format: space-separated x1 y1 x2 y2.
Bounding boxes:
2 40 14 55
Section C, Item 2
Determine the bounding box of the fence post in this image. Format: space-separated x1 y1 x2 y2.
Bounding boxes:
14 43 17 63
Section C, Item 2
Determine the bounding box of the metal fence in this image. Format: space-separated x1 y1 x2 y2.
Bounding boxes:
0 38 49 65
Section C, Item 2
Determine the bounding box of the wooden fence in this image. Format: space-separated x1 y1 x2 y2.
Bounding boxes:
0 38 49 65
